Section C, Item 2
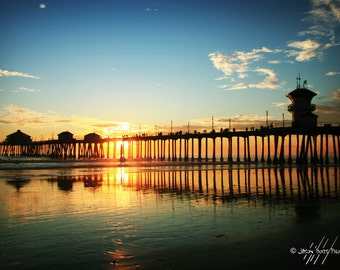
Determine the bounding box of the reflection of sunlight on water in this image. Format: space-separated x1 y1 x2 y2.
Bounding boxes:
0 166 339 269
116 167 128 183
107 249 137 269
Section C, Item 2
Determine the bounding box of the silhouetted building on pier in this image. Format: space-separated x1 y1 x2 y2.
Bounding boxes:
58 131 75 142
286 75 317 129
5 130 32 145
84 132 101 142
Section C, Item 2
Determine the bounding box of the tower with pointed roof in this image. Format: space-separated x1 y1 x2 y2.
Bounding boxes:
286 75 318 129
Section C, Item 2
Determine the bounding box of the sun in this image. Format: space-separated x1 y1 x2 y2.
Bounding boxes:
116 140 129 159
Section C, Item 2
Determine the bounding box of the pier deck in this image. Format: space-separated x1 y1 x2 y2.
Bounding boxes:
1 126 339 165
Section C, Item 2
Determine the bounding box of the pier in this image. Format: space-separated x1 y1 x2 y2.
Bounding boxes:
1 76 337 165
1 126 339 165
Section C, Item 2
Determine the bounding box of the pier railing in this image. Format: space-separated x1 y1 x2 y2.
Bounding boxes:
1 126 339 165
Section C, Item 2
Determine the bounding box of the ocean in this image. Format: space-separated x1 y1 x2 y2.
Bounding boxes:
0 161 339 269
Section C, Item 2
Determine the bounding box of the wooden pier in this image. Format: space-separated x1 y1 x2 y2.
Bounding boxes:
1 126 340 165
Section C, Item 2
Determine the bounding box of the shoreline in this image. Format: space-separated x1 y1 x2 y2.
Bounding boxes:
0 157 339 171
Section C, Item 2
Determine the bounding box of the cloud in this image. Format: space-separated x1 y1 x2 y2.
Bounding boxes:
268 60 281 64
209 47 281 90
297 0 340 55
238 73 247 79
39 3 46 9
193 114 269 125
289 0 340 65
218 83 248 91
209 0 339 90
326 71 340 76
0 105 141 139
209 47 273 78
218 69 279 91
287 39 322 61
11 87 40 93
0 69 40 79
330 89 340 100
308 0 340 23
249 68 279 89
314 88 340 125
145 7 159 12
272 102 288 109
0 105 50 126
316 102 340 124
191 114 281 130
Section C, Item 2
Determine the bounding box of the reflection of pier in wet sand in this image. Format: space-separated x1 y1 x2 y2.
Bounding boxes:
3 165 339 270
1 126 340 165
41 166 339 206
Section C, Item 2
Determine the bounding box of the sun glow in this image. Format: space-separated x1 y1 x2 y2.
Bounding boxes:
116 167 129 184
116 141 129 158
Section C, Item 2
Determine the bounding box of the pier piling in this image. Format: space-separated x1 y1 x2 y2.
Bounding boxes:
1 126 339 165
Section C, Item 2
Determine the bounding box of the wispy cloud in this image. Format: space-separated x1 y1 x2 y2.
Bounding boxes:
210 0 340 90
326 71 340 76
39 3 46 9
272 102 288 109
249 68 279 89
209 48 280 90
292 0 340 61
287 39 322 61
315 88 340 124
268 60 281 64
218 83 248 91
11 87 40 93
0 105 143 139
192 114 270 126
209 47 273 78
0 69 40 79
146 7 159 12
0 105 51 126
307 0 340 25
330 88 340 100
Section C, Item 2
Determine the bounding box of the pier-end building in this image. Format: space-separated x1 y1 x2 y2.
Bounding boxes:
286 75 318 129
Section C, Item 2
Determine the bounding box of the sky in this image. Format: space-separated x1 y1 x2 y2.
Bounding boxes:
1 0 340 141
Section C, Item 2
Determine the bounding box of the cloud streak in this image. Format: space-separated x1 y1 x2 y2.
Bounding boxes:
326 71 340 76
191 114 280 130
11 87 40 93
0 69 40 79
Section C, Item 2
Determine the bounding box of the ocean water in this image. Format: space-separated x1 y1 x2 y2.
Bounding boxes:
0 163 339 269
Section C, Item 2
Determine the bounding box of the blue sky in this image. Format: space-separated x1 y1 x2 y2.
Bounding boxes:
1 0 339 140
